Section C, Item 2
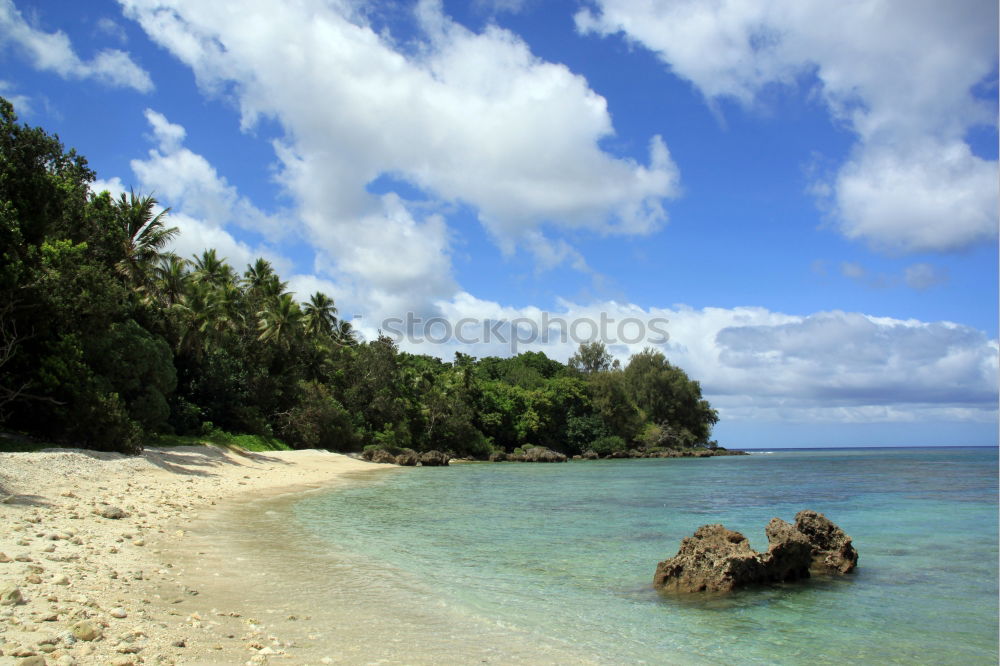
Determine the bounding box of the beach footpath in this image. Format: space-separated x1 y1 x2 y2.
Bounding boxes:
0 446 390 665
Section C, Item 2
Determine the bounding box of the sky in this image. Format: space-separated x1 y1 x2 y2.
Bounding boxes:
1 0 997 448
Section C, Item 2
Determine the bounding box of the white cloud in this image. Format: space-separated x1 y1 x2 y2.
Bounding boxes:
577 0 998 253
118 0 679 299
131 109 284 239
96 17 128 44
0 0 152 92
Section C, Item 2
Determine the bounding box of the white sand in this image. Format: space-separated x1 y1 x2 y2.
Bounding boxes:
0 446 392 665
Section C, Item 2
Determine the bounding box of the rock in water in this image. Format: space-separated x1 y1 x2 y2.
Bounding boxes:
652 525 765 593
794 510 859 573
761 518 813 582
654 511 857 593
419 450 450 466
488 451 507 462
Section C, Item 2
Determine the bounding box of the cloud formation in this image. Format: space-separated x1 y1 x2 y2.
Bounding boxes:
427 295 998 423
117 0 678 308
0 0 152 92
577 0 999 253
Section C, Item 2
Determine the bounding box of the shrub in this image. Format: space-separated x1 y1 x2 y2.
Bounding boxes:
589 434 627 457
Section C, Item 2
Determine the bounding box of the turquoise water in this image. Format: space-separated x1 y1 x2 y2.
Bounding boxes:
294 447 999 664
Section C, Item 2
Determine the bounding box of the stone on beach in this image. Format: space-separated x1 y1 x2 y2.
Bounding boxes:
70 620 103 642
100 507 128 520
394 450 420 466
0 583 24 605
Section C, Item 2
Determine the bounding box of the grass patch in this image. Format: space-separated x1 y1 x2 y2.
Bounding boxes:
151 429 292 452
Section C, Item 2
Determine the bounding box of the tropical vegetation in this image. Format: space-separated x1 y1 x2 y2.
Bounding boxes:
0 98 718 457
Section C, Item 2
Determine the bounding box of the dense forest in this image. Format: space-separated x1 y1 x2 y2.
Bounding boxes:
0 98 720 458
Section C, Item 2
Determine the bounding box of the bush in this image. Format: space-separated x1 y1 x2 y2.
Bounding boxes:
589 434 627 457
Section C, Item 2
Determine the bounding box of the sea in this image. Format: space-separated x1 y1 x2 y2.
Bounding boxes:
210 447 999 664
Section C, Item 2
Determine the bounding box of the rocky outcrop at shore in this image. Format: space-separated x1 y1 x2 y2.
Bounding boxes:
508 447 567 463
361 444 747 465
653 510 858 593
419 450 450 466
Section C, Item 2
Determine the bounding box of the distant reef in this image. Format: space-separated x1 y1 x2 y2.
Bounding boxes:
360 445 747 465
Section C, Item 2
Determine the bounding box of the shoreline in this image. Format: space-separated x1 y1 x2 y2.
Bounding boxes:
0 445 397 665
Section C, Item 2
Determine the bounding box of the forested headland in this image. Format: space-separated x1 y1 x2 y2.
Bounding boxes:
0 98 724 459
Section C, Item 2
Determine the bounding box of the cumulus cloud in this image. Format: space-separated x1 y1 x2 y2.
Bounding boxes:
131 109 284 240
577 0 999 253
424 295 999 423
117 0 678 299
0 0 152 92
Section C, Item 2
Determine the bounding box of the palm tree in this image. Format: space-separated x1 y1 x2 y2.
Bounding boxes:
243 258 285 297
257 293 303 348
114 189 178 293
302 292 338 339
334 318 359 346
192 249 235 288
154 254 190 308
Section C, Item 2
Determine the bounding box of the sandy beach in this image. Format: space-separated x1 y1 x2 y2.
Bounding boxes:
0 446 394 665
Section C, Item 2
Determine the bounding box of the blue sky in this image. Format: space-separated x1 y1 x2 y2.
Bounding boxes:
1 0 997 447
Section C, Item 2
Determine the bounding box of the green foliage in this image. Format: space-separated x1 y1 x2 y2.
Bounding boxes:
568 341 615 374
623 348 719 446
278 381 359 450
589 434 627 456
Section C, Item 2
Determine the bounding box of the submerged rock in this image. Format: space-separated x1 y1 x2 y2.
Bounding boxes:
653 511 857 593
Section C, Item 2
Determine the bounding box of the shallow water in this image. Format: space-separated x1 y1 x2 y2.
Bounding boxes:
285 447 999 664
